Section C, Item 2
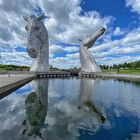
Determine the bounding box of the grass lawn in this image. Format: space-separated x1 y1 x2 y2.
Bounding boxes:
102 69 140 75
0 68 5 71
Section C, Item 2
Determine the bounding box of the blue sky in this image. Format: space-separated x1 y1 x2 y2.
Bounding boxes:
0 0 140 68
82 0 139 28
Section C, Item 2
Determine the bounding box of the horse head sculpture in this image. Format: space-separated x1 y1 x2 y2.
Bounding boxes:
80 27 105 73
24 13 49 72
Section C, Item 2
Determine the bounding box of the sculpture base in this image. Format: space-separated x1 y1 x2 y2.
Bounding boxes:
35 71 71 78
79 72 102 78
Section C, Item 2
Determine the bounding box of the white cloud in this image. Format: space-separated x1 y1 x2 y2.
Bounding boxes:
99 55 140 65
50 44 64 54
0 52 53 66
113 27 124 36
125 0 140 15
64 46 79 53
46 10 112 44
50 53 80 69
33 0 113 44
66 53 79 59
50 44 79 54
1 52 31 66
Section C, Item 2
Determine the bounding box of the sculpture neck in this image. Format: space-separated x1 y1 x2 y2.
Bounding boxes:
80 44 101 73
30 43 49 72
38 45 48 63
37 44 49 70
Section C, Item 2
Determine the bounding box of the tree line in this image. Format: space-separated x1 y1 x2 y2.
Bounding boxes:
0 64 30 71
99 60 140 70
0 60 140 71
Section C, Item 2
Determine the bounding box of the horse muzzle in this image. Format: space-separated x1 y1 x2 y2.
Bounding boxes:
99 27 105 35
27 48 38 58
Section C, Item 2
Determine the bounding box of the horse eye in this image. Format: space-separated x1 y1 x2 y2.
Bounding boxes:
34 27 39 30
25 25 28 31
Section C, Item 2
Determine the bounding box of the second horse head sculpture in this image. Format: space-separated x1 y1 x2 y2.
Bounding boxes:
24 13 49 72
80 27 105 73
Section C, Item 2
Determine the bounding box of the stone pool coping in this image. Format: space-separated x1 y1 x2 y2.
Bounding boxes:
97 73 140 82
0 75 36 99
80 72 140 82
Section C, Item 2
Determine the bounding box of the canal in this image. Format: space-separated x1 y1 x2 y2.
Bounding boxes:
0 78 140 140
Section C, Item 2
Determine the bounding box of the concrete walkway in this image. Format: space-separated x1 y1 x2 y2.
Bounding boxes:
80 72 140 82
94 73 140 82
0 74 36 99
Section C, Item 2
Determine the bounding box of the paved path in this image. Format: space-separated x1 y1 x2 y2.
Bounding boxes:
80 72 140 82
0 75 34 88
0 74 36 99
98 73 140 81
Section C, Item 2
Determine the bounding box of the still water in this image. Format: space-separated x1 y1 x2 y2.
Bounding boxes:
0 78 140 140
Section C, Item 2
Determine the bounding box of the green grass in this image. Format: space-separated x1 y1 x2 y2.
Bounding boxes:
0 68 5 71
102 69 117 73
118 69 140 74
102 69 140 75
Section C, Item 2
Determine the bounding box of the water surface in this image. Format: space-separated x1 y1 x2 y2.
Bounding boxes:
0 78 140 140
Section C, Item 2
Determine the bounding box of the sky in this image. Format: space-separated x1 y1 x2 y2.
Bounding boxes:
0 0 140 68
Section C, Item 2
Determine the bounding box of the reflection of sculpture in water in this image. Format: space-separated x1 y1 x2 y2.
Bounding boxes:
23 13 49 72
78 78 105 123
22 79 48 138
58 78 106 138
80 27 105 73
28 79 105 139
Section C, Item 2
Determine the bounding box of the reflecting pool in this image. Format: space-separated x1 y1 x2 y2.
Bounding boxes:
0 78 140 140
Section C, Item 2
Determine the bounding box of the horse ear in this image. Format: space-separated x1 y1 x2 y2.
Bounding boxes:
37 13 44 21
23 16 29 22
